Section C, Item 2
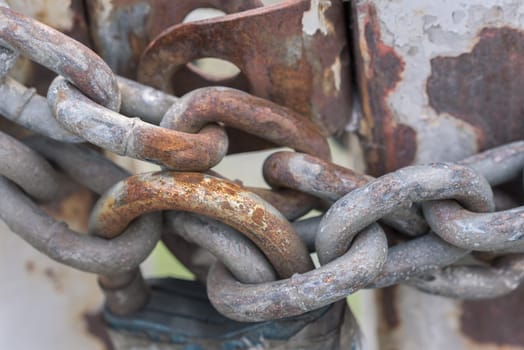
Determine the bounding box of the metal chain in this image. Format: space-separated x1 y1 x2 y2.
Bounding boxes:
207 154 524 321
0 2 523 347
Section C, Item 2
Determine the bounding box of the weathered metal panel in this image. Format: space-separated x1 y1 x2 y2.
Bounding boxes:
352 1 524 348
352 0 524 176
376 285 524 350
7 0 91 93
137 0 352 136
86 0 264 78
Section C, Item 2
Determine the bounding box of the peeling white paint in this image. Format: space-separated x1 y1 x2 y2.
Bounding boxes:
356 0 524 164
302 0 332 36
356 2 524 350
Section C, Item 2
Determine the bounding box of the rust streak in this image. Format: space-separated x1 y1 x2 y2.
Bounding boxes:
356 3 416 176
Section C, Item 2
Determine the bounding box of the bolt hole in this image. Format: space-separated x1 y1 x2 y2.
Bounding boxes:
190 58 241 80
183 8 226 23
172 8 246 95
183 9 240 79
181 9 241 80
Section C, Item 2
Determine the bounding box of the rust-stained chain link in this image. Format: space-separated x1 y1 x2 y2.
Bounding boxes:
0 1 523 349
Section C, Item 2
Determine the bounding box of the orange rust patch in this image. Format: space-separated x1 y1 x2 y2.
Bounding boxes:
251 207 265 226
135 126 190 160
220 184 238 196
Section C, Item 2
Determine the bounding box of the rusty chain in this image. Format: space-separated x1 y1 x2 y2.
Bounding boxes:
0 1 523 349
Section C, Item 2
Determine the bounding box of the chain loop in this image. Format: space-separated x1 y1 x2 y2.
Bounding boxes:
410 254 524 299
48 76 229 170
88 171 313 278
165 212 276 284
161 87 331 159
316 163 494 264
0 131 69 201
0 77 82 142
0 175 161 275
424 201 524 252
263 151 428 236
0 6 121 110
160 87 331 218
208 223 387 322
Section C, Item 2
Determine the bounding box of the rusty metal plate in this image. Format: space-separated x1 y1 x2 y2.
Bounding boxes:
86 0 263 77
138 0 352 136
